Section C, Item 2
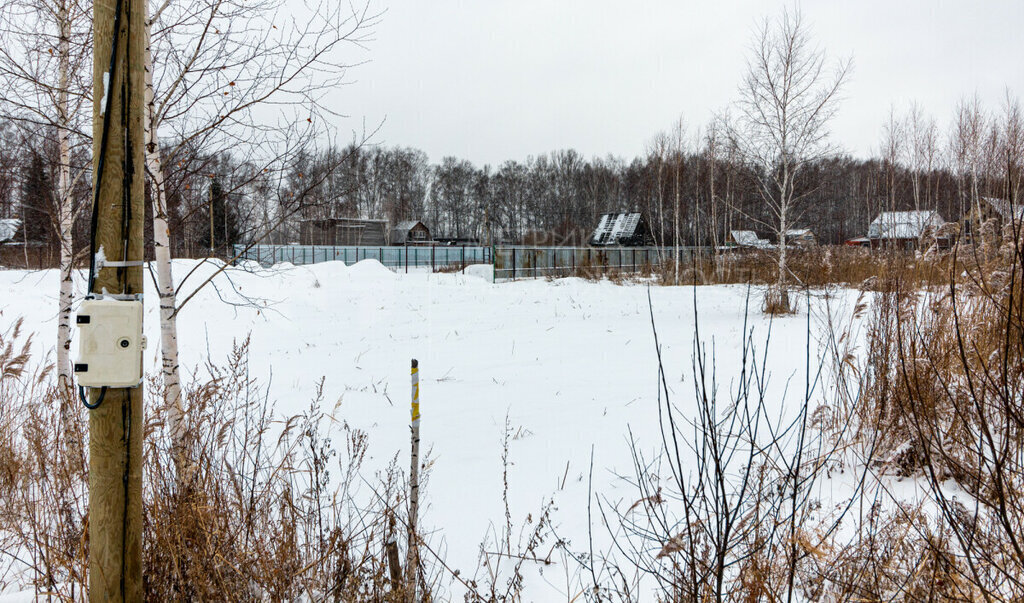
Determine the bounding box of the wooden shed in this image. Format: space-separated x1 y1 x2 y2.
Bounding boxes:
389 220 432 245
783 228 816 246
962 197 1023 243
299 218 387 246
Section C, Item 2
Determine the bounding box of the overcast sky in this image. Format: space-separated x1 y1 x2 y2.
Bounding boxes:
331 0 1024 166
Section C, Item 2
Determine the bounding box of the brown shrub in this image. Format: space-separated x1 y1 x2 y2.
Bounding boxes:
0 335 421 600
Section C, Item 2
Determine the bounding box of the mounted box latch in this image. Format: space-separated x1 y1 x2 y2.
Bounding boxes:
74 299 145 388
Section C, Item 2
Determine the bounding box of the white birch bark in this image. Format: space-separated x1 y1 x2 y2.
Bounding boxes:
55 0 75 415
144 15 185 460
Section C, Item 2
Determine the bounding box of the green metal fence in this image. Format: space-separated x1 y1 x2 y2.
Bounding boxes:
493 246 706 280
234 245 492 271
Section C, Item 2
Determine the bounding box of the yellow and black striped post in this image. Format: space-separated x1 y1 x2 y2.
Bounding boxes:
406 359 420 601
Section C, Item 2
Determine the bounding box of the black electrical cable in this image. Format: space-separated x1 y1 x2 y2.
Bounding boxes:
119 5 135 599
80 0 126 411
86 0 127 298
79 385 107 409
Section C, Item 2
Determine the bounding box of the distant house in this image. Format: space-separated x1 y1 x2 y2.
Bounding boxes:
962 197 1024 243
299 218 387 246
783 228 816 246
0 218 21 244
589 212 653 246
868 210 944 250
389 220 432 245
728 230 772 249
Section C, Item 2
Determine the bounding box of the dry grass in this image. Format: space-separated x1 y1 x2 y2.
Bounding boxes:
433 261 469 273
0 334 427 600
848 222 1024 597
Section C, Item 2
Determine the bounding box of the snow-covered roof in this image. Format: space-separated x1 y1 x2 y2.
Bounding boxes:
785 228 813 237
730 230 773 248
590 212 645 246
389 220 430 244
393 220 422 232
0 218 21 243
868 211 944 240
980 197 1024 221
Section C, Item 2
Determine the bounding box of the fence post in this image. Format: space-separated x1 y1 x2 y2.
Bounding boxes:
512 248 516 280
407 359 421 601
405 246 408 274
461 246 466 273
632 248 636 272
431 245 435 272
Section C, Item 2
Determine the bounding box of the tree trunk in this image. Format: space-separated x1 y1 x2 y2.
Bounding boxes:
144 17 186 469
56 0 75 421
673 160 680 285
777 174 790 312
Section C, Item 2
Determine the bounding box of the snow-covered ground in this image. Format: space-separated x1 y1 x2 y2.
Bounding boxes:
0 259 867 598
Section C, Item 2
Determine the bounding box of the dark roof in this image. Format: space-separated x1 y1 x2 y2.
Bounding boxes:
590 212 646 246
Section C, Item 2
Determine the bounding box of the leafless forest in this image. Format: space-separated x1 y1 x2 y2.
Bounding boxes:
3 93 1021 261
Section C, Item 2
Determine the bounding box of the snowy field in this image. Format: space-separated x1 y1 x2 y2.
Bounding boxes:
0 259 867 598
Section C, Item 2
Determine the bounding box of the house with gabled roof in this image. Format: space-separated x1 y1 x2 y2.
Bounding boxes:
868 210 944 250
389 220 432 245
963 197 1024 243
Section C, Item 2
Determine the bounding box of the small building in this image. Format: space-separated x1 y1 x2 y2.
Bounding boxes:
728 230 772 249
783 228 816 246
589 212 653 246
962 197 1024 243
389 220 432 245
299 218 387 246
868 210 944 250
0 218 21 243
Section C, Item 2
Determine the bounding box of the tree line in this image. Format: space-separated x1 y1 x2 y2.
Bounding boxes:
2 93 1021 260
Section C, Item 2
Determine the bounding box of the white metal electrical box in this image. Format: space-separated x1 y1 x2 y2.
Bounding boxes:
74 299 145 388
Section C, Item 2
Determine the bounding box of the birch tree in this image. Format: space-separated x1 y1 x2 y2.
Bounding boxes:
733 8 849 312
0 0 91 412
142 0 376 463
906 102 939 212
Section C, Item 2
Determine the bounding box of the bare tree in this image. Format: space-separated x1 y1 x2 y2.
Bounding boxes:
142 0 377 465
906 102 939 212
949 95 988 222
670 117 687 284
1000 92 1024 204
879 107 904 213
0 0 91 415
732 8 849 311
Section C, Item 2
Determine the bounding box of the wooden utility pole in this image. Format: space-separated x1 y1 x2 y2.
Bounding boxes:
90 0 145 599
